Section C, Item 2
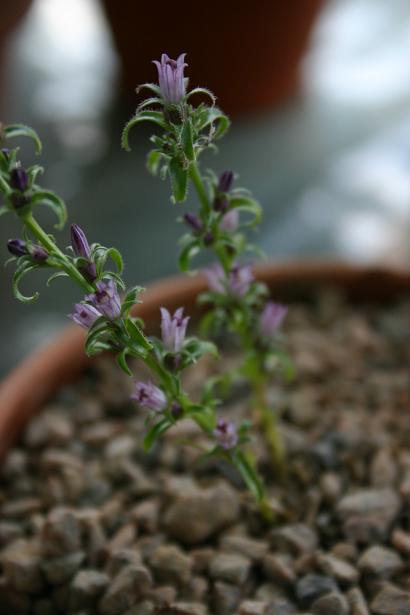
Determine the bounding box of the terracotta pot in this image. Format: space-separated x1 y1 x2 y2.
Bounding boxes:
0 260 409 460
101 0 324 116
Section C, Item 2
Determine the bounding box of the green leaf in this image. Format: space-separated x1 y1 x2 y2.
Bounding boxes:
116 348 133 377
121 285 144 317
136 82 162 97
136 96 163 111
125 317 152 351
233 450 265 503
229 196 262 226
178 237 200 272
189 404 216 432
122 111 168 151
143 416 173 451
31 190 67 230
146 149 163 175
181 120 194 161
46 271 70 286
4 124 42 155
0 205 9 218
92 245 124 277
84 317 112 356
12 261 40 303
169 158 188 203
186 87 216 105
196 107 230 140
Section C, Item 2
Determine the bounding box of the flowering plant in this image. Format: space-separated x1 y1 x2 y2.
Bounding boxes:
1 55 292 520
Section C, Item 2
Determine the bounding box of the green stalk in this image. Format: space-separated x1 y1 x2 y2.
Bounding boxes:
189 161 210 216
24 213 94 294
252 374 286 475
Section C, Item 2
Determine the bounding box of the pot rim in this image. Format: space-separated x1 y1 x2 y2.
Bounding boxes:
0 259 409 459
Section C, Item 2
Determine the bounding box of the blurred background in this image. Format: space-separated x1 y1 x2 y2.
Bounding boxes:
1 0 410 376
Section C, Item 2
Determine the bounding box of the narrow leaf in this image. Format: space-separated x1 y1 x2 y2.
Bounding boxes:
143 417 173 451
169 158 188 203
122 111 167 151
31 190 67 230
4 124 42 154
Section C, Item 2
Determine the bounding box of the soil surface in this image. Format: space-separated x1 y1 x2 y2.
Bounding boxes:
0 290 409 615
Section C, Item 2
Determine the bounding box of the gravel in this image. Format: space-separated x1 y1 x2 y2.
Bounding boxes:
0 292 409 614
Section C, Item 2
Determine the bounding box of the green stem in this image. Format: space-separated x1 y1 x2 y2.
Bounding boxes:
253 375 286 475
24 213 94 294
189 161 210 216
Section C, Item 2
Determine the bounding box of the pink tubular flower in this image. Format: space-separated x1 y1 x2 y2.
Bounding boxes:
153 53 187 106
203 263 226 293
131 381 167 412
228 264 253 297
160 307 190 353
259 301 288 337
220 209 239 233
69 303 101 329
214 419 238 450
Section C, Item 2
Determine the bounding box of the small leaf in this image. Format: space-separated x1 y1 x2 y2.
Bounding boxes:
4 124 42 155
146 149 163 175
121 285 145 317
122 111 168 151
229 196 262 226
186 87 216 105
181 120 194 161
143 416 173 451
178 237 200 272
105 247 123 274
125 317 152 351
12 261 40 303
116 348 133 376
46 271 70 286
31 190 67 230
169 158 188 203
233 450 265 503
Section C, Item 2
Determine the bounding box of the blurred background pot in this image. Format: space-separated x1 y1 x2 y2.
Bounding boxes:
100 0 324 115
0 260 409 461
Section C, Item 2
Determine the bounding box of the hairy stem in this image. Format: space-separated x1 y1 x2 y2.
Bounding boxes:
24 213 94 294
252 375 286 475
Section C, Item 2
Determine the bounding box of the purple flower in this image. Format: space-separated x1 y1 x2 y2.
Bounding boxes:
69 303 101 329
31 245 49 262
183 212 203 233
70 223 97 282
220 209 239 233
10 168 29 192
153 53 187 106
71 224 91 259
217 171 234 194
214 419 238 450
160 306 190 353
7 239 28 257
131 381 167 412
203 263 225 293
259 301 288 337
228 264 253 297
7 239 49 261
86 279 121 320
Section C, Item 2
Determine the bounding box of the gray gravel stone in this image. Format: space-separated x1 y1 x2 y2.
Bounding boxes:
337 488 401 543
149 544 192 586
41 550 85 585
347 587 370 615
262 553 296 585
271 523 318 555
315 552 359 585
370 583 410 615
358 545 403 578
237 600 267 614
41 507 81 556
1 540 45 594
311 591 349 615
296 574 338 608
99 564 153 614
69 568 109 610
210 552 251 585
391 528 410 557
164 483 240 544
219 535 269 561
212 581 241 615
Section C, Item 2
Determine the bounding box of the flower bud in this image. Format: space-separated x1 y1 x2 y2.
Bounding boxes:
259 301 288 337
203 231 214 246
183 212 203 233
71 224 91 259
10 168 29 192
69 303 101 329
217 171 234 194
7 238 28 257
86 280 121 320
213 196 229 212
171 402 183 420
30 245 49 262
